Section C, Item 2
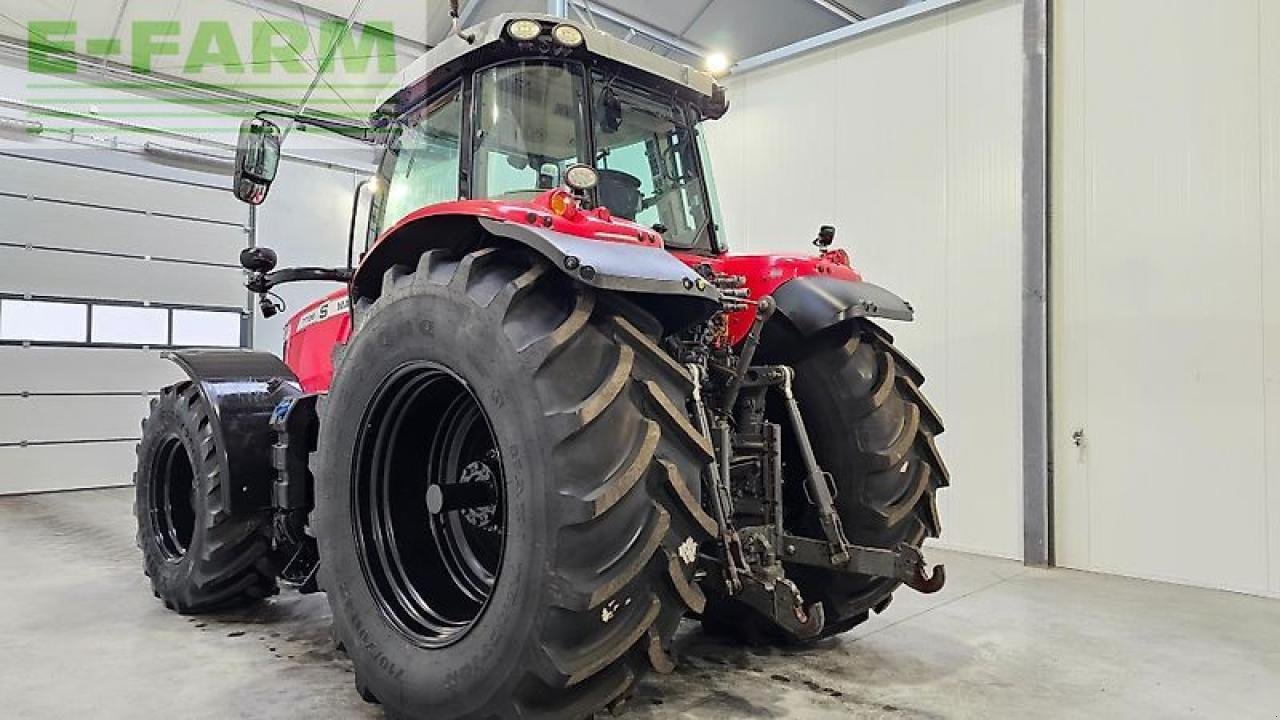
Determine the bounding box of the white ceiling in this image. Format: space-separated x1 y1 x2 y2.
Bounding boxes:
483 0 924 65
0 0 919 118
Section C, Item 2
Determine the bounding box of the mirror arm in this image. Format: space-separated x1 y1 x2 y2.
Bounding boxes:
253 111 374 143
247 267 354 294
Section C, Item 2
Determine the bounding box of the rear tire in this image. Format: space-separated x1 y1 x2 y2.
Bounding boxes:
312 246 715 719
705 319 948 642
134 382 278 613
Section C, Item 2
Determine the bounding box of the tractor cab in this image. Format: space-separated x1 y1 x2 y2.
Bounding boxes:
368 13 729 254
236 12 730 257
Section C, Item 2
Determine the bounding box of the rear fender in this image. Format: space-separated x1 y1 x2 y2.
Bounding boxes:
352 214 721 332
771 275 914 337
165 350 304 515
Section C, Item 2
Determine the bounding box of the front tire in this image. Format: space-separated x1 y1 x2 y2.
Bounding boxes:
312 246 715 719
134 382 278 613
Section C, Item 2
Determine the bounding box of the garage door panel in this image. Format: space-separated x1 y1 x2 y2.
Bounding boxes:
1081 0 1267 593
0 396 149 445
0 195 247 265
0 347 185 394
1054 0 1272 595
0 246 247 308
0 443 136 495
0 154 245 225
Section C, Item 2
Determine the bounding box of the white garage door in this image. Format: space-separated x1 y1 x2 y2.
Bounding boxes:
0 146 251 495
1053 0 1280 596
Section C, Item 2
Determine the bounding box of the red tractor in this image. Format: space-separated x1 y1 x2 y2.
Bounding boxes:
134 6 948 719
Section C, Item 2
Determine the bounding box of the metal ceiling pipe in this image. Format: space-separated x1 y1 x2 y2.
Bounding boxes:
567 0 708 56
807 0 865 22
143 142 235 174
548 0 569 17
736 0 977 73
0 115 43 135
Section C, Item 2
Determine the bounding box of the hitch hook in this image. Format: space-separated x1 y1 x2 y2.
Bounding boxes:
900 547 946 594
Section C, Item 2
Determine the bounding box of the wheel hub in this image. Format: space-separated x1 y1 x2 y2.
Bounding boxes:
149 434 197 561
353 362 507 649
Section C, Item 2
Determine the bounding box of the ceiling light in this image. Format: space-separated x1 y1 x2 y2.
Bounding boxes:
703 52 732 77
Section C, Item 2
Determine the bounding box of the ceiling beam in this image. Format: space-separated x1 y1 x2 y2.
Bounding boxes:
806 0 865 22
228 0 430 51
457 0 485 26
570 3 599 28
737 0 975 72
679 0 716 35
568 1 707 57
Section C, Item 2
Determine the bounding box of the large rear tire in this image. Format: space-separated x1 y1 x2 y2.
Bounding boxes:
782 319 948 633
312 246 715 719
134 382 278 613
705 319 948 641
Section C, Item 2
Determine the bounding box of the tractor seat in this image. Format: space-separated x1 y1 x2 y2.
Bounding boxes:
596 168 643 220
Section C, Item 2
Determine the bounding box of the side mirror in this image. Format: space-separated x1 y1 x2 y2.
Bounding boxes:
598 89 623 134
814 225 836 249
234 117 282 206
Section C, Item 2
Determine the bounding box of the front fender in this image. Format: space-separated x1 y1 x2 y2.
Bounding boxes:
771 275 914 336
165 350 303 515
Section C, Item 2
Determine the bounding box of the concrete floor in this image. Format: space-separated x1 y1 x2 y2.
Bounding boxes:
2 488 1278 719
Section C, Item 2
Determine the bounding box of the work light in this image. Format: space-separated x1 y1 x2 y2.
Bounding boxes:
507 19 542 42
565 164 599 191
552 24 584 47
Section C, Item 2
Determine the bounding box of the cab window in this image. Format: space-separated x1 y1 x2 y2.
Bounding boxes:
375 87 464 234
472 62 590 201
591 74 712 251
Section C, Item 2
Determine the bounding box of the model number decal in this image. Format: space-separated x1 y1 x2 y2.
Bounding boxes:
294 296 350 332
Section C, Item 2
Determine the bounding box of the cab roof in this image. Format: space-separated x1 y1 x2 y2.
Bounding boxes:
374 13 728 122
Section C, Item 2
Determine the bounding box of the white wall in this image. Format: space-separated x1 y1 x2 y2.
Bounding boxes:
1053 0 1280 596
705 0 1025 559
252 157 366 354
1267 0 1280 598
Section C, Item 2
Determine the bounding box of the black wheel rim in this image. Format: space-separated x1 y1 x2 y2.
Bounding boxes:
150 435 196 560
353 362 507 648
